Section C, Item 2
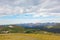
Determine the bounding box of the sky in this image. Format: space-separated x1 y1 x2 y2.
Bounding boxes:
0 0 60 25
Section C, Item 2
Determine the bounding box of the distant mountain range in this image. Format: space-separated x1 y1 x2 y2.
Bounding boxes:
13 23 60 33
0 22 59 28
16 23 56 27
0 23 60 33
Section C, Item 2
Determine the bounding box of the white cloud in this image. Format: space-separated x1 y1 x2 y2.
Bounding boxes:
32 12 49 18
0 18 60 25
0 0 60 18
0 5 25 16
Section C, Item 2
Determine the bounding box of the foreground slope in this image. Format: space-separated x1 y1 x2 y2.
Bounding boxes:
0 33 60 40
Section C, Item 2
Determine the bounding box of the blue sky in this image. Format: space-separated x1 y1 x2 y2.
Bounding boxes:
0 0 60 25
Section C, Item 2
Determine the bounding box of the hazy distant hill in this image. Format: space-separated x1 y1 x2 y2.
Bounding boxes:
0 23 60 33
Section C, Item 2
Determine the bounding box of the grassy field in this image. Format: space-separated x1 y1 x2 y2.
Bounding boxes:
0 33 60 40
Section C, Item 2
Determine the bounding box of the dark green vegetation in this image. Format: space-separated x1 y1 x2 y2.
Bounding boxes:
0 25 25 33
0 25 48 34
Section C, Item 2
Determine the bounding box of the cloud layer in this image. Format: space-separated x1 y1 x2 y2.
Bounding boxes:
0 0 60 17
0 0 60 24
